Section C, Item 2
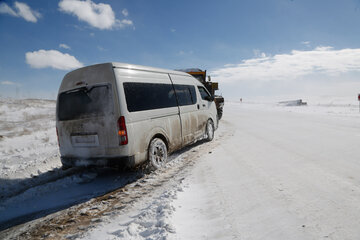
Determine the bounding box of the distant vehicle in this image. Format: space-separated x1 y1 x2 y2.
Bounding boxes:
278 99 307 106
177 68 224 120
56 63 218 169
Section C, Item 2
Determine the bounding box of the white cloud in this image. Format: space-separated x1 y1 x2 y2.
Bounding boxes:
59 43 71 49
122 8 128 17
177 50 194 56
170 28 176 33
211 46 360 83
0 2 41 23
58 0 133 30
301 41 310 46
0 3 17 16
1 81 18 86
210 46 360 98
253 49 266 58
116 19 133 29
14 2 41 22
25 49 83 70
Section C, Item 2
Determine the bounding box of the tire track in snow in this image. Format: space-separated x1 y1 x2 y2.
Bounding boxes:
0 166 84 200
0 121 234 240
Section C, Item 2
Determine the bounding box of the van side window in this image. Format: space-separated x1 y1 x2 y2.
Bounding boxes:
198 86 211 101
174 85 197 106
58 85 113 121
124 82 177 112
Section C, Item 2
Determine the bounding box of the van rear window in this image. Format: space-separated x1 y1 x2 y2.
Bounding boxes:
57 85 113 121
123 82 177 112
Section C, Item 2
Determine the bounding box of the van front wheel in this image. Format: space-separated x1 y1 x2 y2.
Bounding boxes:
205 119 214 141
148 138 168 169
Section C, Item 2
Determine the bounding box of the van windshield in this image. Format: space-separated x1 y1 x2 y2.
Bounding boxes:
57 85 113 121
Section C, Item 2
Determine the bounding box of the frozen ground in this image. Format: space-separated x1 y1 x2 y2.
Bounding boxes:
172 101 360 240
1 97 360 239
80 98 360 240
0 99 60 179
0 99 61 199
238 95 359 117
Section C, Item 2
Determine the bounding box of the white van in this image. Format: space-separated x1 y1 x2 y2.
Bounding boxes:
56 62 218 169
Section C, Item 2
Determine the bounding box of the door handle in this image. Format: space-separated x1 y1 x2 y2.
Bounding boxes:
197 104 200 109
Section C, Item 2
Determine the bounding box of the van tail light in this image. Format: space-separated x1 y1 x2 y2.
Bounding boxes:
56 127 60 147
117 116 128 145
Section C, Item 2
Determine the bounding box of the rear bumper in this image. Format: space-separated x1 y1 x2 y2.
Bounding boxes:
61 155 136 168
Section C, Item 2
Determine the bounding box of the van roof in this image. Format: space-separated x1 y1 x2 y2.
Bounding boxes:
111 62 190 76
63 62 192 79
59 62 196 93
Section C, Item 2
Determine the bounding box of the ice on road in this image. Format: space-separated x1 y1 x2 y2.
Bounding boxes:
172 102 360 240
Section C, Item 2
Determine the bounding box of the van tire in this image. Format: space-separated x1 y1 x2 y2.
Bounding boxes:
148 138 168 170
205 119 214 141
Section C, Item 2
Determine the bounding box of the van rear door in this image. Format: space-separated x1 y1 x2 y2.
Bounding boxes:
57 84 118 158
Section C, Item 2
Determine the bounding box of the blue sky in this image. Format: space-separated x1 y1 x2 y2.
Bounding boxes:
1 0 360 100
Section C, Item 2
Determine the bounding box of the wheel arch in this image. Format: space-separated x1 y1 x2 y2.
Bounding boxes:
149 133 169 152
207 117 216 129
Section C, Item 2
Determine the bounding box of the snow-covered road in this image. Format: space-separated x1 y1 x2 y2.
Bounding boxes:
1 100 360 240
173 102 360 240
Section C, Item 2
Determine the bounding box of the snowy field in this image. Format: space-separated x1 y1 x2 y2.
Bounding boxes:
0 99 60 198
1 97 360 239
0 99 60 178
170 101 360 240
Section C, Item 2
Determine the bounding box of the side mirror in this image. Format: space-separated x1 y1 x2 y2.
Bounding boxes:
205 95 214 102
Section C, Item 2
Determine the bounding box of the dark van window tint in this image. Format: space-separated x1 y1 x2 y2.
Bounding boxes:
58 85 113 121
198 86 211 101
123 82 177 112
174 85 197 106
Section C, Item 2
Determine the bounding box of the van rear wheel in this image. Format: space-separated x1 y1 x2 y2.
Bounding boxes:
205 119 214 141
148 138 168 169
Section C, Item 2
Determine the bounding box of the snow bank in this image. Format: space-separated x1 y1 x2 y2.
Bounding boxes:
0 99 61 198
